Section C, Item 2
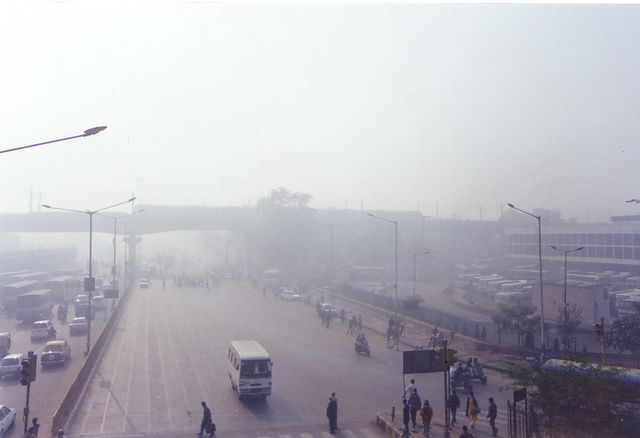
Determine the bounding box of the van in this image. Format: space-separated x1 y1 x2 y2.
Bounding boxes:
91 295 106 310
227 340 272 400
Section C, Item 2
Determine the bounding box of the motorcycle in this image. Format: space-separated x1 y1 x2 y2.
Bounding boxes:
355 337 370 356
450 365 473 392
466 364 488 385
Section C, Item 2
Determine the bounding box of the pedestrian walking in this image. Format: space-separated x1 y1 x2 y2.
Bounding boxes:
468 395 480 430
487 397 498 436
465 391 476 417
197 401 213 436
459 425 474 438
419 399 433 437
27 418 40 437
448 389 460 426
402 399 411 435
408 389 422 430
326 392 338 434
403 378 417 400
357 313 363 330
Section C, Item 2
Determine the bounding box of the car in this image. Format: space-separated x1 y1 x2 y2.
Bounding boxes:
139 279 150 289
75 304 95 320
279 290 302 302
41 339 71 366
30 320 55 341
74 294 89 309
0 405 16 436
91 295 106 310
0 354 26 379
69 317 88 335
319 303 338 317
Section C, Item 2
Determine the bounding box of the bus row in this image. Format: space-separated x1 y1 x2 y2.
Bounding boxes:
0 273 106 321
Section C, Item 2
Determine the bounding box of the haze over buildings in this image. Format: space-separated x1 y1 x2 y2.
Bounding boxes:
2 2 640 222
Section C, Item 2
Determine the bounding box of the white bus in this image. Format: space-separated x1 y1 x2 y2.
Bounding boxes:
227 340 272 400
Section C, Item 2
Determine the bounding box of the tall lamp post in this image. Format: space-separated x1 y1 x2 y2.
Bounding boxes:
550 245 584 338
508 203 546 356
368 213 398 315
42 197 136 354
102 209 144 303
413 251 429 295
1 126 107 155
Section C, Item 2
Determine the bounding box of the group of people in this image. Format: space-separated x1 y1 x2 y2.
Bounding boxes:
401 380 498 438
401 380 433 437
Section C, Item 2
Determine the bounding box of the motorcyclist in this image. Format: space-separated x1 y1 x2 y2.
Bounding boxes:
49 326 57 339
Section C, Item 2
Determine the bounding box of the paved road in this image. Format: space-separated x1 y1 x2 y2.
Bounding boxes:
69 279 513 438
0 303 110 438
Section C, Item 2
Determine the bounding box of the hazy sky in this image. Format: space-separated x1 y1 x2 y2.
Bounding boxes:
2 1 640 222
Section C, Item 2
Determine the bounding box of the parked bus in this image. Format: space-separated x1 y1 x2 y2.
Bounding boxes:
0 280 40 315
44 276 83 302
0 270 35 286
15 289 53 321
263 269 283 289
227 340 272 400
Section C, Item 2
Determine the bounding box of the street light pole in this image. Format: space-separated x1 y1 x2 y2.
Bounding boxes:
42 197 136 354
413 251 429 296
550 245 584 340
102 209 144 307
368 213 398 316
1 126 107 155
508 203 546 356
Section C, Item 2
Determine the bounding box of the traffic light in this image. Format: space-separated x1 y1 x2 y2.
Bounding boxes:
20 356 37 386
593 323 604 343
434 347 458 367
20 359 31 386
29 355 37 383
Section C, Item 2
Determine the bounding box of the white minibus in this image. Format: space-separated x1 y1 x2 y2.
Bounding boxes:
227 340 272 400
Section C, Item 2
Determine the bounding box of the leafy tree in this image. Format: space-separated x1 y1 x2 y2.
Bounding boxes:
508 359 640 437
606 313 640 367
491 305 540 347
250 188 313 284
555 304 583 351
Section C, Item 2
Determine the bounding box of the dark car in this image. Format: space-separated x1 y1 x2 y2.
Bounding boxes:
69 317 87 335
75 304 95 320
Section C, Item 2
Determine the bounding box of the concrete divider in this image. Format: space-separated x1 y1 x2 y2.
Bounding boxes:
49 281 133 437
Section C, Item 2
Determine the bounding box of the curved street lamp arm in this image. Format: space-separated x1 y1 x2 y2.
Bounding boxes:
0 126 107 155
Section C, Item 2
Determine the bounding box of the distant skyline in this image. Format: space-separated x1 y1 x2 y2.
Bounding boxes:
2 2 640 223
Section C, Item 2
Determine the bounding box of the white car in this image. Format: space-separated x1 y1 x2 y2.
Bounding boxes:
0 354 26 379
139 279 150 289
0 405 16 436
30 320 55 341
279 290 302 302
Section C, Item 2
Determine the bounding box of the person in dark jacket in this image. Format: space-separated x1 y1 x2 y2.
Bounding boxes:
487 397 498 437
326 392 338 434
197 401 212 436
408 389 422 430
448 389 461 426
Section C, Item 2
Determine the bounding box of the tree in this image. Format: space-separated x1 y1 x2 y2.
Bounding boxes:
491 305 540 347
508 359 640 437
606 312 640 367
555 304 583 351
250 188 313 285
